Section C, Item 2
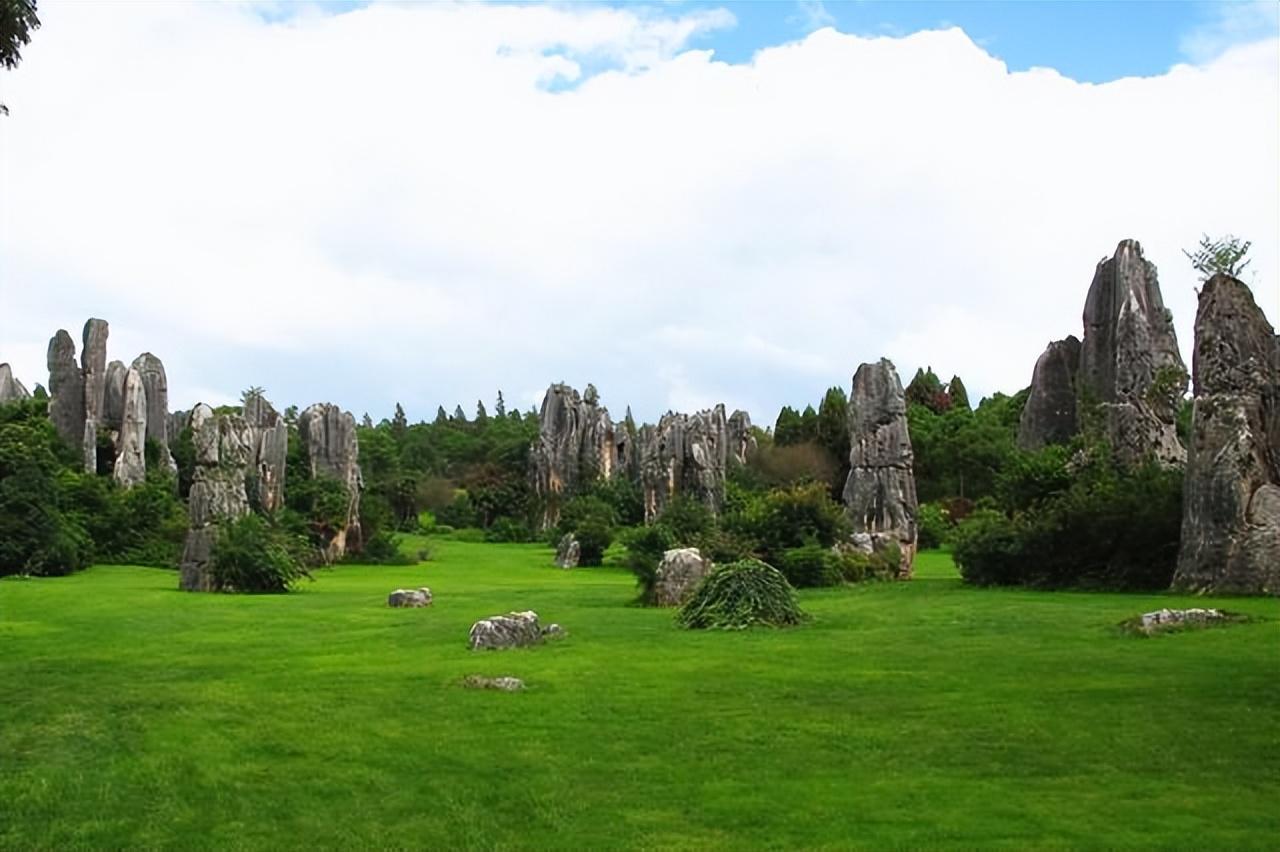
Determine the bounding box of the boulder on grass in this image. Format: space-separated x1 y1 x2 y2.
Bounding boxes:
388 588 432 608
463 675 526 691
654 547 712 607
468 611 544 650
554 534 580 569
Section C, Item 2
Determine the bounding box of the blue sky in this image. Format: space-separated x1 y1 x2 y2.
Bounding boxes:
2 1 1277 424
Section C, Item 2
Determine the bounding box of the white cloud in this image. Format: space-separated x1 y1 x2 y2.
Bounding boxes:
1180 0 1279 63
0 3 1276 426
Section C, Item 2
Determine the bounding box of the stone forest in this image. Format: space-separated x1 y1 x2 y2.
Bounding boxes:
2 238 1277 849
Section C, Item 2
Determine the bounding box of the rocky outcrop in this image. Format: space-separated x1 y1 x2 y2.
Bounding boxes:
102 360 128 430
530 383 621 528
654 547 712 606
298 403 363 560
1078 240 1187 466
1173 274 1279 595
179 404 252 591
1017 336 1081 450
244 393 287 513
112 367 148 489
80 319 110 473
131 353 174 471
0 363 30 403
842 359 917 578
639 405 729 522
727 409 757 465
468 611 545 650
554 533 580 569
47 330 84 449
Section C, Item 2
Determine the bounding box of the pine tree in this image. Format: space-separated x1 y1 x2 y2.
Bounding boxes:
495 391 506 418
476 400 489 425
948 375 971 411
434 406 449 426
391 403 408 440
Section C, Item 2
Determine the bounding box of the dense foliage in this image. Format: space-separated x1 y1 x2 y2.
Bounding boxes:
208 514 311 593
676 559 807 629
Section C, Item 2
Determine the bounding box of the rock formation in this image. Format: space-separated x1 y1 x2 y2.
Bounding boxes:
1017 335 1081 450
530 383 621 528
102 360 128 430
554 533 580 569
131 353 174 471
388 588 433 608
112 367 148 489
654 547 712 607
298 402 363 560
842 359 917 578
639 405 729 522
1173 274 1279 595
244 393 287 513
1078 240 1187 466
726 409 757 465
47 330 84 449
179 404 252 591
0 363 30 403
467 611 546 650
80 319 110 473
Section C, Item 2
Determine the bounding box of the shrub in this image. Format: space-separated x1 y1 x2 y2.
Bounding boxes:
484 517 533 543
435 491 478 529
575 518 613 566
916 502 950 550
729 482 848 564
677 559 807 630
622 524 676 604
778 544 843 588
208 515 310 593
343 529 412 565
656 496 714 545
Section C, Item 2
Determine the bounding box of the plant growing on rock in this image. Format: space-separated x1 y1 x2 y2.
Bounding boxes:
677 559 807 630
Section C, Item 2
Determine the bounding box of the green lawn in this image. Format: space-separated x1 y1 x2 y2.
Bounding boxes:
2 542 1277 849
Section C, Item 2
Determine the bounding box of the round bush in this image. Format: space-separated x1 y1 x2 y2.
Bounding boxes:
677 559 808 630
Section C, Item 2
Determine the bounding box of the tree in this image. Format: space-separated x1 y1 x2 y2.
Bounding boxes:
391 403 407 440
948 375 971 411
434 406 448 426
475 400 488 425
1183 234 1252 280
241 386 266 408
495 391 506 418
0 0 40 116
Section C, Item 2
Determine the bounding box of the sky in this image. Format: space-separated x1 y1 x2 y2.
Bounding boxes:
1 0 1277 427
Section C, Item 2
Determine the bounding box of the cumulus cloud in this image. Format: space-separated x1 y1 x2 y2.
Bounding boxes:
0 2 1276 425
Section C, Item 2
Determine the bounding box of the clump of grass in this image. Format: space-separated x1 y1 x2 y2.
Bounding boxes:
676 559 808 630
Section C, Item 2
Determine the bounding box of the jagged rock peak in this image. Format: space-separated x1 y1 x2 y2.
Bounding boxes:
842 358 917 578
0 363 31 403
103 360 128 430
530 382 620 528
1079 239 1187 466
727 409 757 465
244 391 287 514
131 353 172 458
1173 274 1279 595
179 403 253 591
112 367 148 489
80 318 110 473
298 403 363 560
47 329 85 450
639 404 729 522
1017 335 1082 451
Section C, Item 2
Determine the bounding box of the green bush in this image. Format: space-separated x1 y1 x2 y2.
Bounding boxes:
208 515 310 593
622 524 676 604
484 517 533 543
656 496 714 546
677 559 808 630
728 482 848 564
916 502 950 550
575 518 613 566
778 544 843 588
449 527 487 543
343 529 411 565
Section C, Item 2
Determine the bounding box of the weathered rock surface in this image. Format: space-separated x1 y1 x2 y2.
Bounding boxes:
727 409 757 465
388 587 433 608
640 405 729 522
0 363 30 403
80 319 110 473
468 611 545 650
530 383 621 528
554 533 580 569
131 353 174 470
1173 274 1280 595
1137 607 1226 634
654 547 712 607
462 675 526 691
842 359 917 578
1017 336 1081 450
102 360 128 429
179 404 252 591
298 403 363 560
244 393 287 513
47 330 85 449
112 367 148 489
1078 240 1187 466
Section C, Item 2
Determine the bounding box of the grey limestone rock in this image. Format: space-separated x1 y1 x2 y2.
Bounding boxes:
102 360 128 430
530 383 622 529
298 403 363 560
0 363 31 403
179 403 252 591
244 392 287 513
1078 240 1187 466
639 405 729 522
131 353 174 469
462 675 526 691
1138 607 1226 634
1017 336 1081 450
111 367 148 489
653 547 712 607
47 329 85 449
388 587 433 608
468 611 545 650
554 533 580 569
727 409 757 465
1173 274 1280 595
842 359 917 578
80 319 110 473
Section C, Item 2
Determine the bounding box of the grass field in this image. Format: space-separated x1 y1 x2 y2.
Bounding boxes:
2 540 1277 849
